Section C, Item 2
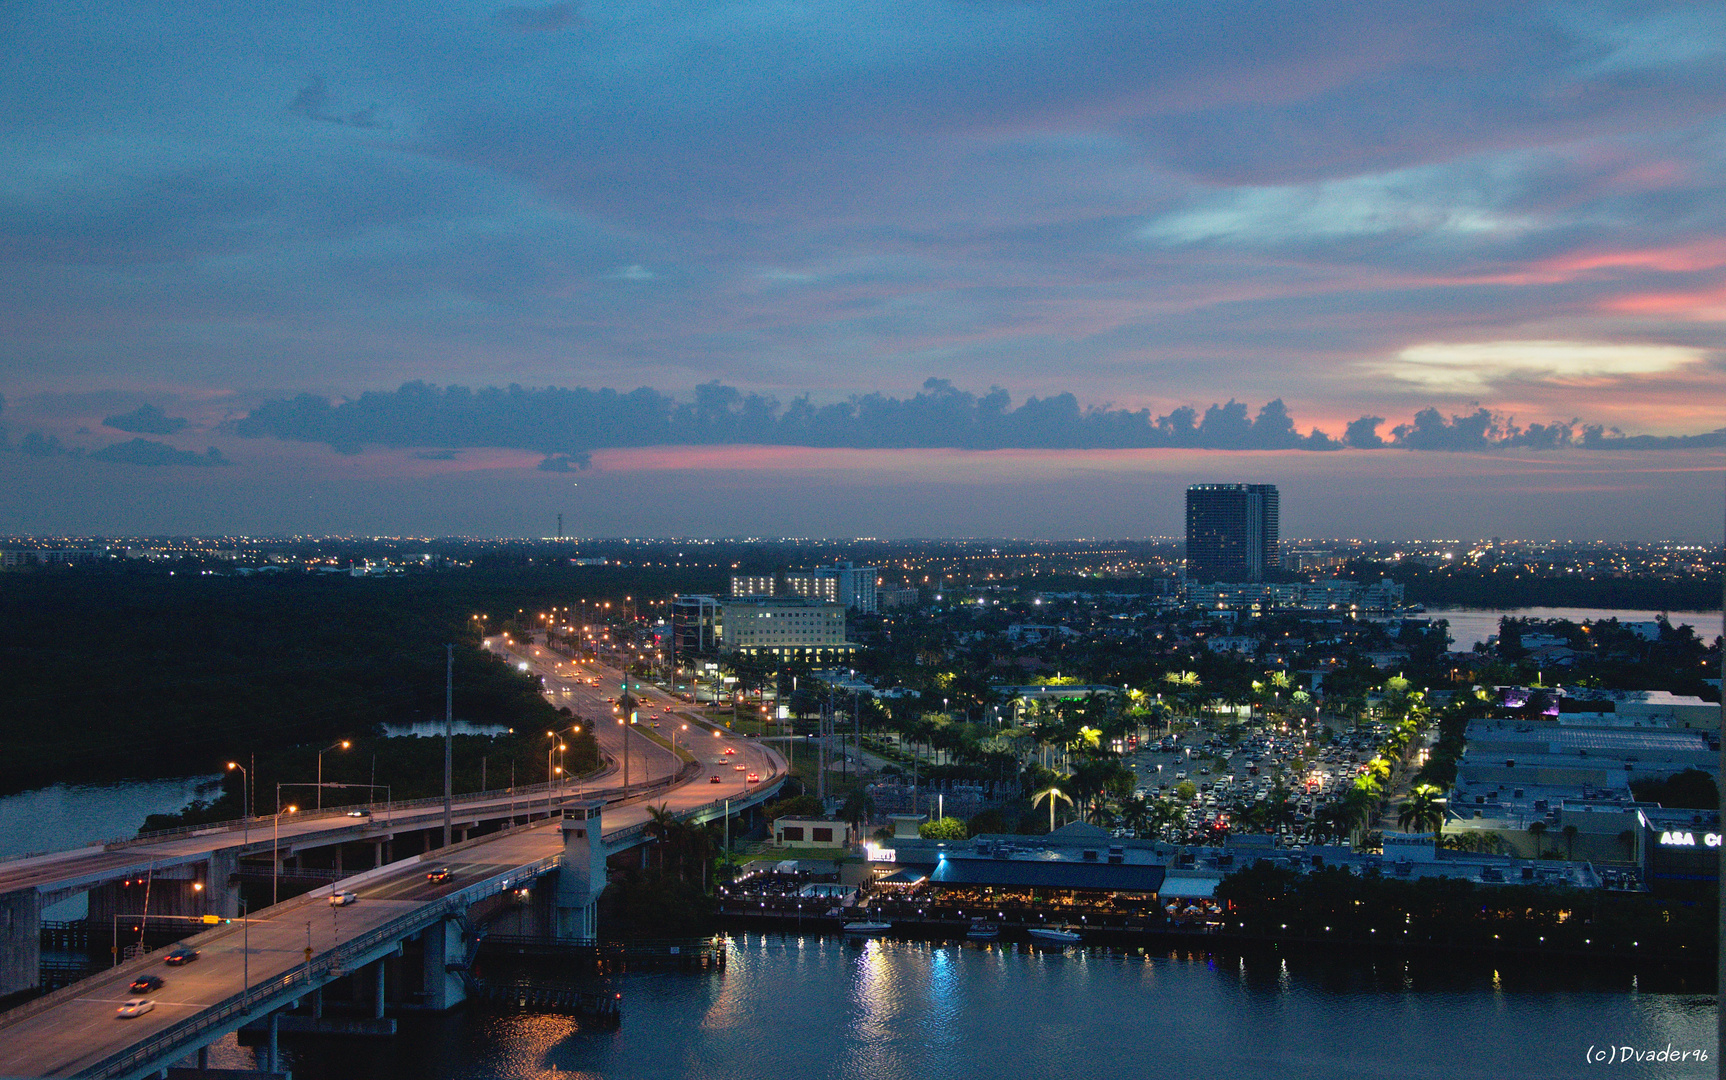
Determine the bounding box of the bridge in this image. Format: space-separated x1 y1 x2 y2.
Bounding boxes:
0 646 692 997
0 646 789 1078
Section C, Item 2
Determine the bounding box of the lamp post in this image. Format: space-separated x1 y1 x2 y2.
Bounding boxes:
545 731 558 813
272 803 298 906
226 761 250 845
316 741 350 811
619 715 631 788
240 895 249 998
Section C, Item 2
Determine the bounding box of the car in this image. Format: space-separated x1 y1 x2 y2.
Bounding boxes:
129 974 164 994
426 867 452 883
330 891 358 907
723 746 737 755
346 809 371 818
710 775 722 784
733 763 746 771
163 945 198 966
746 772 760 784
116 998 155 1018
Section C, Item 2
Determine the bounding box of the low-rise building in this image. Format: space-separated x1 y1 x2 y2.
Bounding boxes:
774 818 853 851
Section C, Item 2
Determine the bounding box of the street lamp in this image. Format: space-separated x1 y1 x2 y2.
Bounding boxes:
226 761 250 845
316 741 350 811
272 804 298 906
545 730 561 812
618 715 632 788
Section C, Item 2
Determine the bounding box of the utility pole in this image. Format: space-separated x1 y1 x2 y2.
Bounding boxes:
443 644 453 848
816 696 827 806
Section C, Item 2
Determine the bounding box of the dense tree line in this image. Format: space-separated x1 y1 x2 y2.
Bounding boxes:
1337 559 1721 611
0 566 634 796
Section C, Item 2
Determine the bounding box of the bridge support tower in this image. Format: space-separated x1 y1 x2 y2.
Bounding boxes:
555 802 606 940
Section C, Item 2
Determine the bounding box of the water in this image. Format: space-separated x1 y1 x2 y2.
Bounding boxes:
202 934 1716 1080
0 775 222 861
381 721 513 738
1421 607 1721 652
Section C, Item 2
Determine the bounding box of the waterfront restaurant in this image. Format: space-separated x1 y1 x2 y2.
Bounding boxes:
860 822 1211 927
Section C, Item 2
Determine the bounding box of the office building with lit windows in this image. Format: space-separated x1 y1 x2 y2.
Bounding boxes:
729 562 878 613
1185 483 1279 583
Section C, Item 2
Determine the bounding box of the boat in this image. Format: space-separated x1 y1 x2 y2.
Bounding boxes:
842 921 893 936
965 921 999 941
1026 925 1082 944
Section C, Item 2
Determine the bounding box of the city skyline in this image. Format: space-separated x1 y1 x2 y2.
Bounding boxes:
1 2 1724 538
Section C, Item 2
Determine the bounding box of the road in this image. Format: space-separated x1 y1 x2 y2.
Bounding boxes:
0 664 787 1079
0 650 744 902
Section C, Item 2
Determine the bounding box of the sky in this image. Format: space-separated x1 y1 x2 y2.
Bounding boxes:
0 0 1723 539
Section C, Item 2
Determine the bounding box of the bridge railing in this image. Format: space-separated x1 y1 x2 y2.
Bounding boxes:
67 763 776 1076
78 853 563 1079
606 767 786 849
102 768 616 850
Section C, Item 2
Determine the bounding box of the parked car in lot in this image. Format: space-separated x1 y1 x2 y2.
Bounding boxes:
163 945 197 966
116 998 155 1018
129 974 164 994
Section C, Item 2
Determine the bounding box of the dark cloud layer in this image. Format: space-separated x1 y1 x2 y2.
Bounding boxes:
103 403 188 435
288 77 388 131
230 380 1724 457
87 439 229 467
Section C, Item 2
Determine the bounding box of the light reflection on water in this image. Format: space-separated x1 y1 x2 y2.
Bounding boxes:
234 933 1715 1080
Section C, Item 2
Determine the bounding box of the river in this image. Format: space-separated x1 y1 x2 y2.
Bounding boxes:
189 933 1714 1080
1416 607 1721 652
0 775 223 862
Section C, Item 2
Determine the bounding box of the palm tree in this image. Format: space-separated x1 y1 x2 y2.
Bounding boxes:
1340 787 1377 847
1562 824 1578 861
1032 784 1073 833
840 789 876 838
1396 783 1447 853
1364 756 1393 788
1527 820 1548 858
1119 794 1151 837
1616 829 1637 863
645 804 678 871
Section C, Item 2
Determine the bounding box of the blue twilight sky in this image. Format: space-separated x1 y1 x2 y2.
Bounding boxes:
0 1 1723 539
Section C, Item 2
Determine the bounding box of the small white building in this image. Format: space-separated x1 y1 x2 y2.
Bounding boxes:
774 818 853 851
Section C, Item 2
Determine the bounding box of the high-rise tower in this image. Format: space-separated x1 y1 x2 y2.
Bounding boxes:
1185 483 1279 583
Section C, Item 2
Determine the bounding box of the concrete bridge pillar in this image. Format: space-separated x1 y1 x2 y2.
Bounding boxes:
419 917 466 1011
89 865 213 923
203 849 240 919
0 890 41 998
373 957 387 1019
554 801 607 941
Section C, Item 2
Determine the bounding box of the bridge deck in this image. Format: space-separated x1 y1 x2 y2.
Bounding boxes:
0 729 785 1079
